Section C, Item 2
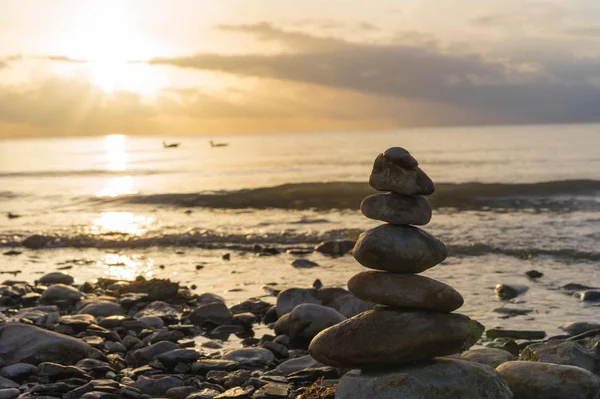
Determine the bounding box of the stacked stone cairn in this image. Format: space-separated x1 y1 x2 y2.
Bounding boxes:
309 148 512 398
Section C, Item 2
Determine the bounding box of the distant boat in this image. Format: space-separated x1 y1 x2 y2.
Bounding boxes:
7 212 21 219
163 141 180 148
210 140 229 148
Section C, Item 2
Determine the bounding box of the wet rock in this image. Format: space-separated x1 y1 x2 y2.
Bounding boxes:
138 316 166 329
156 349 200 368
526 270 544 279
495 284 528 300
0 363 37 380
190 302 232 326
352 225 448 273
360 193 432 225
327 294 373 318
128 341 179 367
560 321 600 336
336 358 511 399
117 278 179 302
493 307 533 318
522 340 596 372
22 234 53 249
275 304 345 340
309 308 483 369
221 348 275 368
190 359 238 373
186 388 221 398
461 348 516 368
314 240 355 256
369 154 434 195
78 301 123 318
38 362 86 378
215 387 252 398
275 288 321 316
262 341 288 359
497 361 600 399
166 386 199 399
275 356 323 374
256 383 289 398
0 388 19 399
486 328 546 340
382 147 419 168
348 271 463 312
0 378 18 389
134 301 180 320
291 259 319 269
579 290 600 301
41 284 84 303
0 323 91 365
39 272 74 286
132 375 184 397
230 298 271 318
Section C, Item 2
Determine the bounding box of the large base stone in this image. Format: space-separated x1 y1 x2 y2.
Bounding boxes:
309 308 484 369
335 358 512 399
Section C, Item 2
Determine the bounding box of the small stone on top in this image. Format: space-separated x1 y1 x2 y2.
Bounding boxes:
383 147 418 168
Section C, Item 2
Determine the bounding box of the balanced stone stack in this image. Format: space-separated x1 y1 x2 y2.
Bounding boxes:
309 148 511 398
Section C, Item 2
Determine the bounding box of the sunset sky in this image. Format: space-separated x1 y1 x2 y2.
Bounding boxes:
1 0 600 137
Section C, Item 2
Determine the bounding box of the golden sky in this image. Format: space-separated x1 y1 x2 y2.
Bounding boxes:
1 0 600 137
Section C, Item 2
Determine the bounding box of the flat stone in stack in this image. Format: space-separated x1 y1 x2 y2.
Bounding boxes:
309 147 509 398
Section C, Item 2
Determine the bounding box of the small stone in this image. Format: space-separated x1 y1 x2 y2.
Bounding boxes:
215 387 250 399
132 375 184 397
486 329 546 340
360 193 432 225
0 363 38 380
383 147 419 168
275 288 321 316
494 284 528 300
275 355 323 374
291 259 319 269
309 308 483 368
496 361 600 399
221 348 275 368
369 154 434 195
521 340 596 372
0 388 20 399
187 388 221 399
336 358 512 399
348 271 463 312
39 272 74 286
0 378 18 389
166 386 198 399
461 348 516 368
78 301 124 318
352 225 447 273
190 302 232 326
40 284 84 303
129 341 179 367
275 304 345 340
156 349 200 368
525 270 544 279
559 321 600 336
191 359 238 373
314 240 355 256
579 290 600 301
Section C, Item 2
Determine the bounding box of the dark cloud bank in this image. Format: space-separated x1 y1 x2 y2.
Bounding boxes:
149 23 600 125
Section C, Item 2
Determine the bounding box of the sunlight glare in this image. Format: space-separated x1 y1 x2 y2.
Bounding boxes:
96 176 137 197
104 134 128 171
99 253 155 281
91 212 155 236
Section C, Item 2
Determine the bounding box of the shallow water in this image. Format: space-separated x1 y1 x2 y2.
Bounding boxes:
1 124 600 336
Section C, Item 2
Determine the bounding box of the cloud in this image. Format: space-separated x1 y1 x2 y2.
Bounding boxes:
149 23 600 124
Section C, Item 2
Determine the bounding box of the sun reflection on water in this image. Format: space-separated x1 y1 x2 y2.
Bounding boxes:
104 134 128 171
91 212 155 236
99 253 154 281
96 176 138 197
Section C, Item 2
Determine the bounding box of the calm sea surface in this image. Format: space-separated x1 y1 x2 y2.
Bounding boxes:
1 124 599 335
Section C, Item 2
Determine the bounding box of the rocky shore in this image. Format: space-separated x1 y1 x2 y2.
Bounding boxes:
0 148 599 398
0 269 599 398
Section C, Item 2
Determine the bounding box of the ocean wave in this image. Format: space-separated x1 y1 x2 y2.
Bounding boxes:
3 230 599 263
0 169 166 178
89 180 600 211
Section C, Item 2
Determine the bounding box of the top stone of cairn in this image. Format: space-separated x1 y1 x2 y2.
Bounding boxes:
383 147 418 168
369 150 434 196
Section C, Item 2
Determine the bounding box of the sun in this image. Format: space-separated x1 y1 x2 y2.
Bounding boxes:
59 2 167 95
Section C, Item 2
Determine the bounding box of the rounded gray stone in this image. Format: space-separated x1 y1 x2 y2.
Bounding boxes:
335 358 512 399
309 308 484 369
275 304 346 340
461 348 516 369
369 154 434 195
348 271 463 312
360 193 432 225
496 361 600 399
352 225 447 273
383 147 418 168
